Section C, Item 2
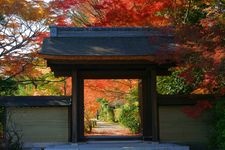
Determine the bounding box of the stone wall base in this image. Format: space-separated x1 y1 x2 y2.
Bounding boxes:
25 141 190 150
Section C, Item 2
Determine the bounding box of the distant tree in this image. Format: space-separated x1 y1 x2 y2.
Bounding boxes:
0 0 49 79
0 1 68 96
83 79 138 118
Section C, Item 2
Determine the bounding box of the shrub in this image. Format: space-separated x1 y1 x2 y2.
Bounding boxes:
97 98 115 122
0 113 24 150
119 88 140 133
84 112 93 133
119 103 140 133
210 100 225 150
157 70 192 95
114 108 122 122
5 129 23 150
0 78 18 96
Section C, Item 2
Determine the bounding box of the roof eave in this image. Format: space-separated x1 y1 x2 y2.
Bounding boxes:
39 54 157 62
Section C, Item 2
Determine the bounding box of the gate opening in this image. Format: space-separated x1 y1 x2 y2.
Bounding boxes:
84 79 142 137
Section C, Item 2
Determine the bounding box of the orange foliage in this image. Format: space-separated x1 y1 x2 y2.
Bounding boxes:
84 79 138 117
1 53 43 79
35 32 50 45
50 0 179 27
0 0 49 21
96 0 173 27
0 0 50 79
177 19 225 94
65 79 138 117
182 100 212 118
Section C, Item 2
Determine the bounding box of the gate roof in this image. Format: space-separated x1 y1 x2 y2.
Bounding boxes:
40 26 175 62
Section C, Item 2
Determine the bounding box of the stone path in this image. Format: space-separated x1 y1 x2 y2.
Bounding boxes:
86 121 134 136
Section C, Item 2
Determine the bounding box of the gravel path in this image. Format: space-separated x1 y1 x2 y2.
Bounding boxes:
86 121 134 136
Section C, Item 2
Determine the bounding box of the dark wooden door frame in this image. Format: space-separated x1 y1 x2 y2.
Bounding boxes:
71 67 158 142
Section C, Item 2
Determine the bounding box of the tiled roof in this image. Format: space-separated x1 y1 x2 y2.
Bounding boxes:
40 27 175 58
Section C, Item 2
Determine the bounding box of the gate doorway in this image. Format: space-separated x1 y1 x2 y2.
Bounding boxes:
83 79 142 138
72 67 158 142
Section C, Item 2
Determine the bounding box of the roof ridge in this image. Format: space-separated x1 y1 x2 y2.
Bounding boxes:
50 26 174 37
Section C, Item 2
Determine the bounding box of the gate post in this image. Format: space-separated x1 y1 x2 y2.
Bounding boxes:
71 70 78 142
150 69 159 141
143 68 159 141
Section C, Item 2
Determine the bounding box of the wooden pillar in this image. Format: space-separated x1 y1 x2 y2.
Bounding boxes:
150 69 159 141
78 78 84 140
138 80 143 134
142 68 159 141
142 70 152 140
71 70 78 142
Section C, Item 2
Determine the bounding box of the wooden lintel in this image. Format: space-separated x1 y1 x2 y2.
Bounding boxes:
48 62 172 77
79 70 145 79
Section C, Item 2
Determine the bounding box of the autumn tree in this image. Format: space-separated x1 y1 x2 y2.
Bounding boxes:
0 0 50 78
0 1 47 78
63 78 138 118
49 0 176 27
175 0 225 95
0 0 68 96
83 79 138 117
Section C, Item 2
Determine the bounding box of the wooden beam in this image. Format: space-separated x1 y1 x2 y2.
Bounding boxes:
48 62 171 77
79 70 145 79
71 70 78 142
47 60 155 65
158 94 215 106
